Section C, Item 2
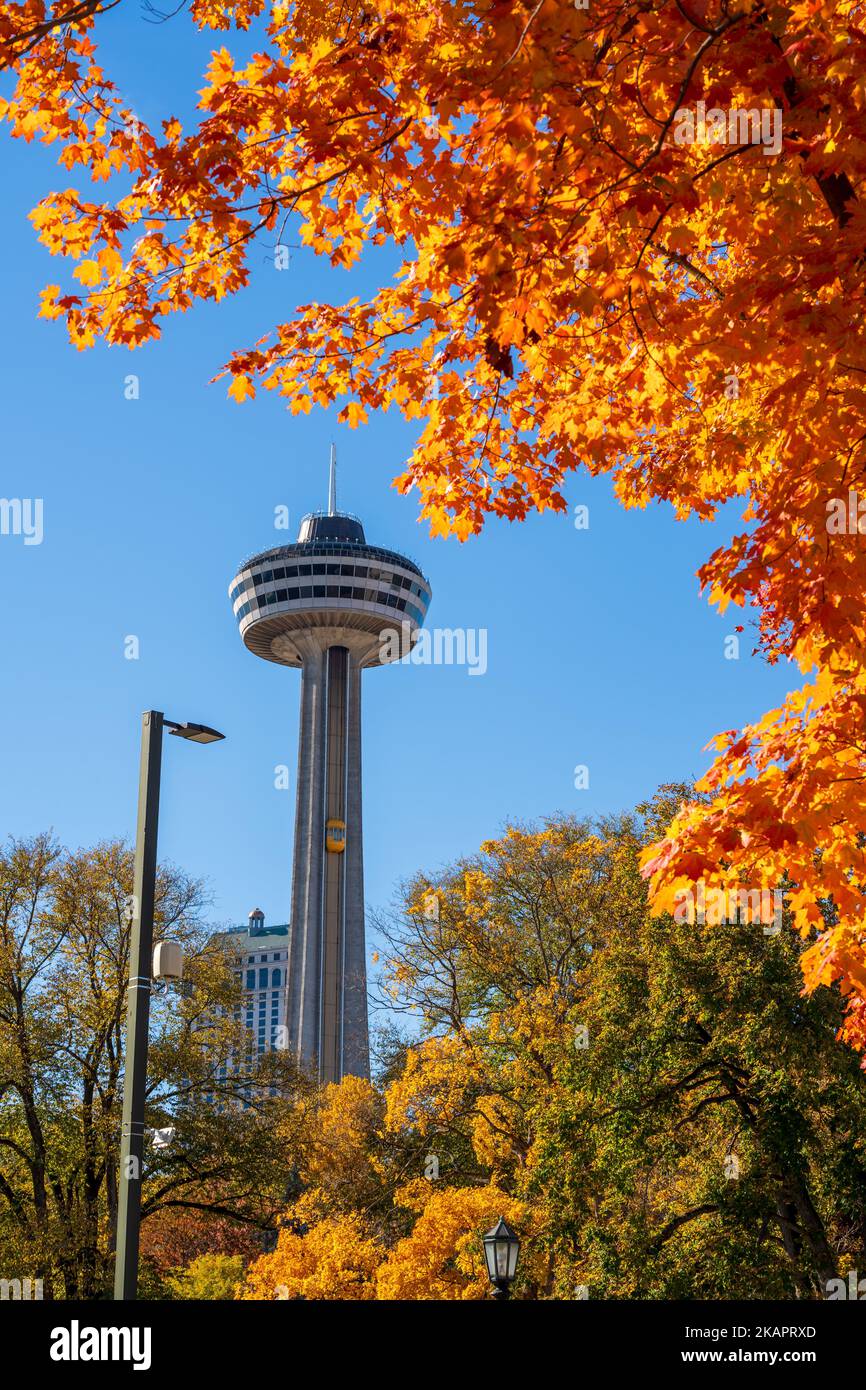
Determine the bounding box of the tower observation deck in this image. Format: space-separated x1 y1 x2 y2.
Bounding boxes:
228 451 432 1084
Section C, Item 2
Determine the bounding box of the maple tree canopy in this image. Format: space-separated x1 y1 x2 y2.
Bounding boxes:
3 0 866 1047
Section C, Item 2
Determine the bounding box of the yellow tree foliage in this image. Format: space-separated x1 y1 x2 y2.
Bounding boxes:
5 2 866 1035
385 1033 485 1139
375 1182 527 1301
236 1181 528 1301
238 1206 383 1301
292 1074 386 1213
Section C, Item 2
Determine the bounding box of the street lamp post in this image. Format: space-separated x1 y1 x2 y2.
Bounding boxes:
482 1217 521 1301
113 711 224 1301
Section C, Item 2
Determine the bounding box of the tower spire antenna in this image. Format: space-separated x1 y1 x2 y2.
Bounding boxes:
328 443 337 516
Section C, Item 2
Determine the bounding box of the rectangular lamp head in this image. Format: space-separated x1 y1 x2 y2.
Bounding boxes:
168 722 225 744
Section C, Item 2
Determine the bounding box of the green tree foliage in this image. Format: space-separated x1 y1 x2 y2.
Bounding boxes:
372 791 866 1298
167 1253 245 1300
0 834 304 1298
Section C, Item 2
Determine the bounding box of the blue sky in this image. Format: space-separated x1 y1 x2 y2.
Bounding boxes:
0 9 796 984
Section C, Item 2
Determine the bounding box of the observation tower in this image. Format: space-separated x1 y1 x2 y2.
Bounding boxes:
228 450 432 1083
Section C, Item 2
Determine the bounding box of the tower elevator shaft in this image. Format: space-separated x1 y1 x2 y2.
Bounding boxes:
287 642 369 1084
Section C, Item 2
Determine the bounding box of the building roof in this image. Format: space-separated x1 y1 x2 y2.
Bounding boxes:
213 924 290 946
297 511 366 545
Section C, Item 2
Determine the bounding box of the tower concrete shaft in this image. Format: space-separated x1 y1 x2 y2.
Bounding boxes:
287 640 368 1083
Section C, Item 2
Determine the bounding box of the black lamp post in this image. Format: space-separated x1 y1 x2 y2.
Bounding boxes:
113 710 224 1301
482 1217 521 1300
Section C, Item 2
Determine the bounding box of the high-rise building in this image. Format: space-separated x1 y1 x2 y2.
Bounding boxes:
228 454 432 1083
208 909 290 1100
